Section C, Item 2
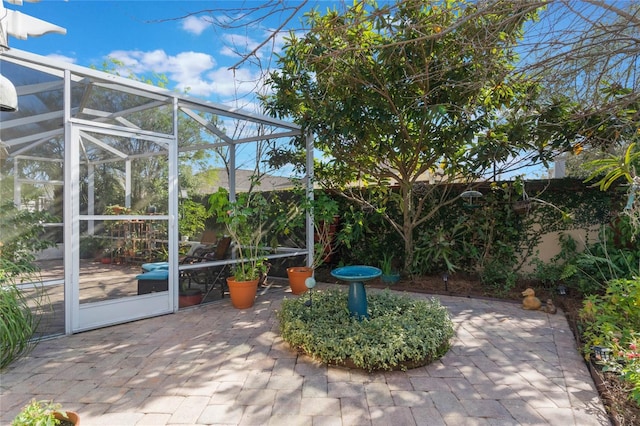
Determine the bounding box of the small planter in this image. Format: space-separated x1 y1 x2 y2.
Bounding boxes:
286 267 314 295
179 288 203 308
381 273 400 285
226 277 259 309
13 401 80 426
55 410 80 425
513 200 532 215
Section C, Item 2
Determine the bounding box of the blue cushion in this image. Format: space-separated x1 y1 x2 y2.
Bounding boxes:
141 262 169 272
136 270 169 280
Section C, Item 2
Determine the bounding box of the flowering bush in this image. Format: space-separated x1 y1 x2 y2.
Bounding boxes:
599 336 640 405
580 278 640 406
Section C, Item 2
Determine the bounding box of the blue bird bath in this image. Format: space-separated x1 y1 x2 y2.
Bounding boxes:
331 265 382 319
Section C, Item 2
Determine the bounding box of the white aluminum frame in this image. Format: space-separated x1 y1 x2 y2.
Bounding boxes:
1 48 315 335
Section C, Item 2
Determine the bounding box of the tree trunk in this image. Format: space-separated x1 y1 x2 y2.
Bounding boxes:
401 183 414 273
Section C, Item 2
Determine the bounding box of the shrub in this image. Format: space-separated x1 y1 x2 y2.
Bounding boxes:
0 259 48 371
277 288 454 371
601 335 640 406
579 278 640 405
0 201 58 272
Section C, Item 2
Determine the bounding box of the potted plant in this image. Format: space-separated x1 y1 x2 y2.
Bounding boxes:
380 253 400 285
12 399 79 426
209 189 270 309
286 191 340 295
179 282 204 308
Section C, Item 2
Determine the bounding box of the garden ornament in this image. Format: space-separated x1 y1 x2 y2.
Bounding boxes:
543 299 557 315
521 288 542 310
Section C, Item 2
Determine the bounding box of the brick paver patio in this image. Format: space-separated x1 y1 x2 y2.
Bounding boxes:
0 282 610 425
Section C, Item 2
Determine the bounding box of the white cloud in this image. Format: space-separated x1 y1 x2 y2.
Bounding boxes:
105 49 267 103
47 53 76 64
182 16 210 36
220 33 264 60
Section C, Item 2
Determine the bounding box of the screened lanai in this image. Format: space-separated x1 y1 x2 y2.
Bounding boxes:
0 48 314 335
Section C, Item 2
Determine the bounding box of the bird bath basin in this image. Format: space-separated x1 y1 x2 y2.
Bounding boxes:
331 265 381 319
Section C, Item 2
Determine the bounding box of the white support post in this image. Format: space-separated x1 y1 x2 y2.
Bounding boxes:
87 163 94 235
229 142 236 260
63 69 77 335
125 159 131 208
305 131 314 269
229 143 236 203
169 98 179 311
13 157 19 206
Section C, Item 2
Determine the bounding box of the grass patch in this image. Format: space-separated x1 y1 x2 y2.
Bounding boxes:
277 288 454 371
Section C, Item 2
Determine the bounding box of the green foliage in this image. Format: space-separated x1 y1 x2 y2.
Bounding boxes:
408 181 524 295
277 289 454 371
179 199 210 239
585 143 640 191
531 216 640 296
579 278 640 405
0 276 38 370
600 335 640 406
336 201 403 268
262 0 564 272
208 188 270 281
11 400 64 426
530 232 580 287
0 258 50 371
0 201 58 271
79 236 107 260
480 257 518 297
0 203 54 370
380 253 396 275
412 221 474 274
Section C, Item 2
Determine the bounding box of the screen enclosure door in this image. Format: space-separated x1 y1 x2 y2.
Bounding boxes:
67 124 176 333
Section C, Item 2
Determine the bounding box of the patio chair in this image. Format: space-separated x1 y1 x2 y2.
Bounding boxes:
141 230 220 272
179 236 232 299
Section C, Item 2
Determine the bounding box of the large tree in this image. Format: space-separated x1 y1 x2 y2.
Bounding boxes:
260 0 570 271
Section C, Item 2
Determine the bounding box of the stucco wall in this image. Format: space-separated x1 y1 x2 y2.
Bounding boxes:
519 225 602 273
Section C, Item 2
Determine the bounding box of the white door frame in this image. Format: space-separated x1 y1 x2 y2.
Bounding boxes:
64 122 177 333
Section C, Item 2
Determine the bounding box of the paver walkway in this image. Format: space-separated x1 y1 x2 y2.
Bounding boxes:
1 282 610 425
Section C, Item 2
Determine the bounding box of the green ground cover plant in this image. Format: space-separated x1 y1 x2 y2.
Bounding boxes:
277 288 454 371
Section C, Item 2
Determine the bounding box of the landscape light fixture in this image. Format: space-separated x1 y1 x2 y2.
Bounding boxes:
460 190 483 207
592 346 612 362
304 276 316 313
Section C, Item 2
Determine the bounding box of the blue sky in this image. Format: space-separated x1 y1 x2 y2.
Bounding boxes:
7 0 327 111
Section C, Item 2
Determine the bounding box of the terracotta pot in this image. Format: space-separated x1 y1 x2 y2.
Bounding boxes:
226 277 259 309
286 267 314 295
179 289 203 308
100 257 111 264
54 410 80 425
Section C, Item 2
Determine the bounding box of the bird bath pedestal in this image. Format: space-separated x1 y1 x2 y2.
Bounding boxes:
331 265 382 319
